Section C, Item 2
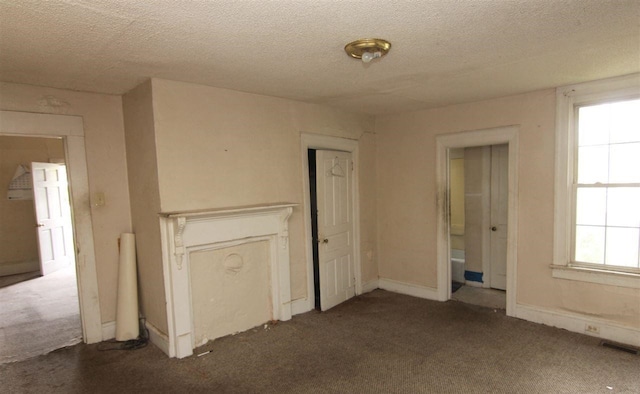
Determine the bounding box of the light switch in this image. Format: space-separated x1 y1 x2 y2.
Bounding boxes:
94 192 105 207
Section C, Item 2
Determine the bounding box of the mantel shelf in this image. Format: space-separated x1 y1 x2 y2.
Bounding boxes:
160 203 298 219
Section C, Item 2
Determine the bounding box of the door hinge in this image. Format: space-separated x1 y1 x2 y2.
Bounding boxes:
351 161 354 171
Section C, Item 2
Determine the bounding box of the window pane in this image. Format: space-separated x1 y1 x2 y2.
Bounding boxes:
605 227 640 268
609 142 640 183
610 99 640 144
607 188 640 227
575 225 605 264
578 104 610 146
574 97 640 270
577 145 608 183
576 188 606 226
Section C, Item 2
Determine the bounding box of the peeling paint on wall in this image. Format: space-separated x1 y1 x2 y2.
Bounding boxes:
38 95 70 114
189 241 272 347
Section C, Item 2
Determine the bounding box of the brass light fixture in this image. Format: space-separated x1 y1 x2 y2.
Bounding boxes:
344 38 392 63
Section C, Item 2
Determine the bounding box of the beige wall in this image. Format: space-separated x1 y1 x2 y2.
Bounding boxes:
376 89 639 329
149 78 377 305
358 131 378 284
0 136 64 274
121 80 167 334
0 82 132 324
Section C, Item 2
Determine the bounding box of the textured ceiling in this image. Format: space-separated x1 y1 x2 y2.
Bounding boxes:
1 0 639 115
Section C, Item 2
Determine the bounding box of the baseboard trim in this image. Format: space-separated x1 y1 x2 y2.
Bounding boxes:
361 279 379 294
378 278 442 301
290 298 312 316
515 304 640 347
146 321 170 356
0 260 39 276
101 321 116 341
103 319 171 355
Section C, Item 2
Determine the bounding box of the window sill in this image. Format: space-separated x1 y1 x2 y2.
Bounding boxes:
551 265 640 289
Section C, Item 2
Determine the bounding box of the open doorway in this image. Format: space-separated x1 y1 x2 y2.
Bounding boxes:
435 126 519 317
0 135 81 363
0 110 102 345
448 144 507 310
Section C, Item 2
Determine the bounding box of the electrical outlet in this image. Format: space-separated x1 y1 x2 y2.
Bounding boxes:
585 324 600 334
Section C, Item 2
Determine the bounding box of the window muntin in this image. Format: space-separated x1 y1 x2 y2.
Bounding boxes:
573 98 640 271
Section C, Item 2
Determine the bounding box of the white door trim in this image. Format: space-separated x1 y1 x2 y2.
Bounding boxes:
436 126 519 317
0 110 102 343
300 133 361 312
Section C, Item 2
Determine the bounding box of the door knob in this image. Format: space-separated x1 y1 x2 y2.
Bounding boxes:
491 226 497 231
35 223 44 227
322 239 329 244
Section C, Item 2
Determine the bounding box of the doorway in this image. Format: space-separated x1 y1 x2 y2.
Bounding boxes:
308 149 356 311
0 136 81 363
301 133 362 313
435 126 519 316
448 144 508 310
0 110 102 344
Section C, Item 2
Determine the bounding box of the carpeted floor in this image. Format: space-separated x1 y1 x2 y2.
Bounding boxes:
1 290 638 393
451 285 506 310
0 271 40 289
0 266 82 364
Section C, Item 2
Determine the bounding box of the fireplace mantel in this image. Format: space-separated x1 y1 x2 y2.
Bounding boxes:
159 203 297 358
161 203 299 219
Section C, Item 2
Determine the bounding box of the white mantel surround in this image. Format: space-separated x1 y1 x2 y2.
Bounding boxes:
159 203 297 358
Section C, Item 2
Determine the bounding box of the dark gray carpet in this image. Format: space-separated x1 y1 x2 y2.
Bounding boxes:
1 290 638 393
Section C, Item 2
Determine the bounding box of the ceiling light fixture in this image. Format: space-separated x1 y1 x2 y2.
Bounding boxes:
344 38 391 63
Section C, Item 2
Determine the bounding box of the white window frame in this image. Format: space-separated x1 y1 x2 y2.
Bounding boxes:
553 73 640 288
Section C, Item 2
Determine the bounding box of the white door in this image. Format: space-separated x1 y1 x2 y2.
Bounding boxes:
31 162 75 276
316 150 356 311
489 145 508 290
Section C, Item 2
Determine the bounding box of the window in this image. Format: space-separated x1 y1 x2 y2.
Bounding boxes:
574 99 640 271
554 74 640 288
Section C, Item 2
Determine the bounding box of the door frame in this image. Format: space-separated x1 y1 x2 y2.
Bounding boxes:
301 133 361 312
0 110 102 343
435 125 519 316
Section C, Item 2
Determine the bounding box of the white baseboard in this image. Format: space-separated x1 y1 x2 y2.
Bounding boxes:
103 319 171 355
378 278 442 301
101 321 116 341
145 320 171 356
515 304 640 347
361 279 379 294
290 298 312 316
